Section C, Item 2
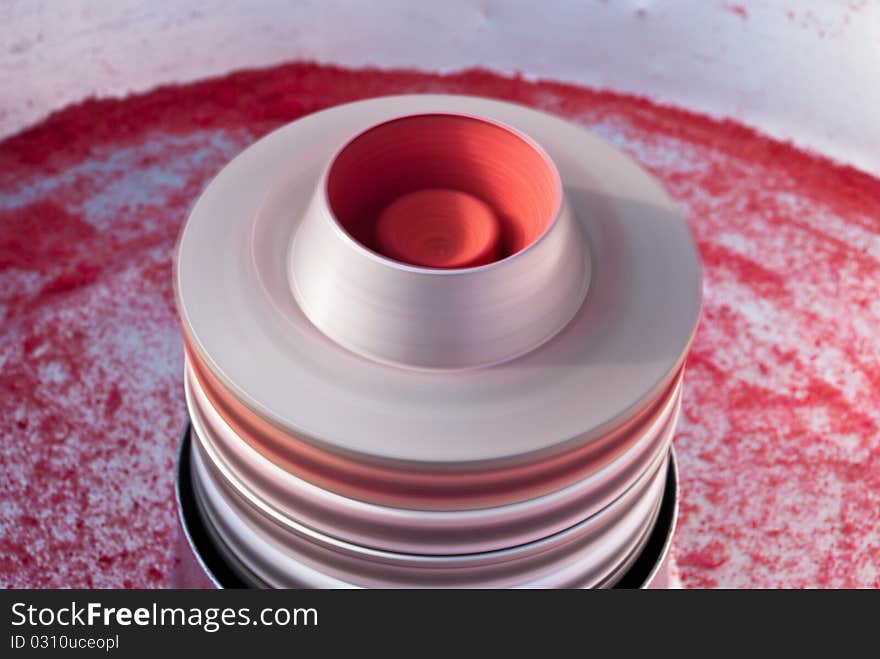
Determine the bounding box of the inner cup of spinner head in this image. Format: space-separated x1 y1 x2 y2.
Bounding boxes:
325 113 562 270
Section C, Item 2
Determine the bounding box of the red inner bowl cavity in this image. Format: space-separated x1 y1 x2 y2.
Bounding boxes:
374 188 501 269
326 114 561 268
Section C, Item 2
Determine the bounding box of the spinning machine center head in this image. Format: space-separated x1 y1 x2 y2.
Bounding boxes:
174 95 701 588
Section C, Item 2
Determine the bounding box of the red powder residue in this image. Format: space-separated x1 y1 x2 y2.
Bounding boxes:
723 3 749 20
1 63 878 588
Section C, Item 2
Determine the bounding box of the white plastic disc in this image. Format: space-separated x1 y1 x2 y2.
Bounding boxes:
175 95 701 464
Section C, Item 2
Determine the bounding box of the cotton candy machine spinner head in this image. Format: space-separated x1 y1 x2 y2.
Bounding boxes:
173 95 702 588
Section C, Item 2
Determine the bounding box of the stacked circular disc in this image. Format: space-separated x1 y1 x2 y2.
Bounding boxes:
175 95 701 588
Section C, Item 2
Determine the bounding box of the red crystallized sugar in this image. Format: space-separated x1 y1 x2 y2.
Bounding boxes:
1 63 878 588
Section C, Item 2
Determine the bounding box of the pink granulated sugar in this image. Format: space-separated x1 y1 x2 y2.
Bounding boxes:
1 63 878 588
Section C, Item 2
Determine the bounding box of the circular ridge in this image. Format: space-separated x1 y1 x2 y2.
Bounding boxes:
175 428 681 589
185 339 683 509
189 436 670 588
186 360 682 553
